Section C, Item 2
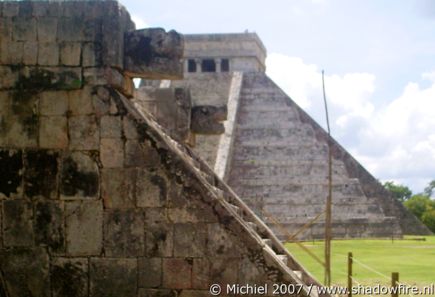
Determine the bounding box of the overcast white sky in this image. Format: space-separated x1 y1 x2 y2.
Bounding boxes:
122 0 435 194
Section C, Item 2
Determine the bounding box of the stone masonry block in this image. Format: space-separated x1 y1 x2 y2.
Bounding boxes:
39 116 69 149
65 200 103 256
192 258 210 289
100 138 124 168
3 199 33 247
209 258 239 287
24 150 59 199
2 2 19 17
100 116 122 138
12 17 36 41
138 258 162 288
206 223 240 257
173 223 206 257
82 42 102 67
60 42 81 66
145 223 173 257
32 2 61 17
5 41 23 64
5 115 38 147
0 149 23 199
90 258 137 297
60 152 99 200
136 169 167 207
34 200 65 253
123 117 139 139
125 139 160 167
69 116 99 150
37 17 58 42
238 257 265 284
38 42 59 66
162 258 192 289
58 17 85 42
51 257 88 297
145 207 168 226
101 168 135 208
39 91 68 116
0 247 50 297
104 209 145 257
0 66 18 89
23 41 37 64
18 1 33 17
92 87 115 118
68 88 94 116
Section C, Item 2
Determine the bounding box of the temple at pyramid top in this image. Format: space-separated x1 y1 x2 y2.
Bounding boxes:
183 32 267 73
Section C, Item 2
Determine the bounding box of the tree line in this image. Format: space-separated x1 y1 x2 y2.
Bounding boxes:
383 180 435 233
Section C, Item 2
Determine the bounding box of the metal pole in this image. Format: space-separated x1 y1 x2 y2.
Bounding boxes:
391 272 399 297
322 70 332 286
348 252 353 297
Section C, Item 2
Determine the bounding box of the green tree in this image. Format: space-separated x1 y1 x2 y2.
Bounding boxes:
422 209 435 232
383 181 413 202
403 194 435 221
423 180 435 198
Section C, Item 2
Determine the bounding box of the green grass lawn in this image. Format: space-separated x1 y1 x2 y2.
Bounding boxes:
285 236 435 287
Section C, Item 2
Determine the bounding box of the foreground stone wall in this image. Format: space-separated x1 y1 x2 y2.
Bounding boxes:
0 2 319 296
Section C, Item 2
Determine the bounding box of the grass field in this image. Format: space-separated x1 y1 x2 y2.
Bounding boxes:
285 236 435 287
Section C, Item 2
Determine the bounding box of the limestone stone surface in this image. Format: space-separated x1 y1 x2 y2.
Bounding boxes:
104 209 145 257
60 42 81 66
90 258 137 297
136 169 167 208
38 42 59 65
39 91 68 116
145 223 173 257
100 138 124 168
65 200 103 256
0 247 50 297
100 116 122 138
68 116 99 150
125 139 159 167
3 199 33 247
60 152 99 200
173 223 206 257
138 258 162 288
68 89 94 116
51 257 88 297
39 116 68 149
101 168 135 208
162 258 192 289
24 150 59 199
34 200 65 253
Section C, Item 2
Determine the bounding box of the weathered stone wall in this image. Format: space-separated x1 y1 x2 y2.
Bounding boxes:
0 2 320 296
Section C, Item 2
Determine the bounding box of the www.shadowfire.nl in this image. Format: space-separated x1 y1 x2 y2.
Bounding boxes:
313 284 435 296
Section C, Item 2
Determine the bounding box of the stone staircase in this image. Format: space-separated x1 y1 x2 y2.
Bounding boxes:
119 93 328 297
227 72 402 240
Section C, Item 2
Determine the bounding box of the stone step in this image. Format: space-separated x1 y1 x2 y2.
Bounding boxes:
277 254 288 264
246 221 258 231
227 203 241 216
262 238 272 247
293 270 303 279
